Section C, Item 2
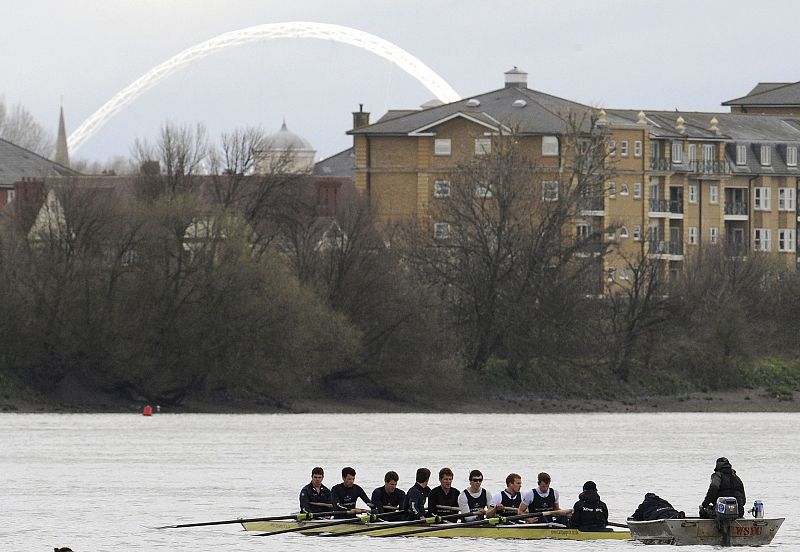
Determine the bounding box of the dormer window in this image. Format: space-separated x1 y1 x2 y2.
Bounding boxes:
736 144 747 165
787 146 798 167
761 145 771 166
542 136 559 156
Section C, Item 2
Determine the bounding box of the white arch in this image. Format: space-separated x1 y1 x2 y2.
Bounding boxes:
68 21 461 152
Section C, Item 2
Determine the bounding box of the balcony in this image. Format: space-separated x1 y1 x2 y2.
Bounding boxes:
648 198 684 217
648 239 684 258
649 158 671 172
723 201 748 221
688 159 731 177
579 196 604 215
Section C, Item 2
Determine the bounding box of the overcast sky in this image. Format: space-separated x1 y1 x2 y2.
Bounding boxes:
2 0 797 163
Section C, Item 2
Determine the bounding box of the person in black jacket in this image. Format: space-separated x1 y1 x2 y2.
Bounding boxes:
629 492 684 521
699 457 746 518
403 467 431 520
330 466 371 514
299 466 332 513
427 467 461 517
569 480 609 532
371 470 406 514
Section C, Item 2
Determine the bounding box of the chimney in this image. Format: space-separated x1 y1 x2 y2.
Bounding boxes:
504 66 528 89
352 104 370 130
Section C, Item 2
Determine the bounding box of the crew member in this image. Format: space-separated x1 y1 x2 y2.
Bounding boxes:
371 471 406 514
629 492 684 521
299 466 332 513
458 469 491 521
699 457 746 518
427 467 461 517
488 473 524 518
569 481 609 532
330 466 371 514
403 467 431 520
520 472 563 523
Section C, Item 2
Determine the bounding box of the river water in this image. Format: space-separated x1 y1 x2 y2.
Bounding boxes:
2 412 797 550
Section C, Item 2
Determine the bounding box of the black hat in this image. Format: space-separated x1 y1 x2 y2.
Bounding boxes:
583 480 597 491
717 457 729 464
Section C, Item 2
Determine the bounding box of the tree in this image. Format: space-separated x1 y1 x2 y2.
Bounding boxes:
404 117 612 371
132 122 210 194
0 96 54 156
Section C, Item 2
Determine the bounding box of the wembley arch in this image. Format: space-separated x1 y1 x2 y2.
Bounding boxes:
67 21 461 153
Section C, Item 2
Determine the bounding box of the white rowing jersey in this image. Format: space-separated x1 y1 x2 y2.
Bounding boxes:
522 487 560 507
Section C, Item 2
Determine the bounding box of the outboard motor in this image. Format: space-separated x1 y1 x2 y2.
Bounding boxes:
715 497 739 546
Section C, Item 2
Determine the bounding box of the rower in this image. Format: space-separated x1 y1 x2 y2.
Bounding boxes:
299 466 332 514
427 467 461 517
371 471 406 514
330 467 372 515
488 473 524 518
520 472 563 523
458 469 491 521
402 467 431 520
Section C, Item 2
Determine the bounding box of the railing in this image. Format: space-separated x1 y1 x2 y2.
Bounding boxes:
688 159 731 175
648 239 683 256
579 197 605 212
724 201 748 215
649 198 684 214
649 158 671 171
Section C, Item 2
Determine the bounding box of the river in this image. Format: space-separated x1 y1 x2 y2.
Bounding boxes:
2 412 797 550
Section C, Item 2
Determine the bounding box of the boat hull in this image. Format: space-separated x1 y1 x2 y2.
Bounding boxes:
627 517 784 546
243 519 631 540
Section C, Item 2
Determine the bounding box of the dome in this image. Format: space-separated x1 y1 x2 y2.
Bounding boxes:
264 120 314 152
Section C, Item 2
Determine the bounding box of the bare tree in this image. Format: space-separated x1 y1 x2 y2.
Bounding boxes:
132 121 210 194
0 96 54 156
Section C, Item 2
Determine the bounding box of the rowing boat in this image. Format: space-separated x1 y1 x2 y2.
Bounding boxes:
242 519 631 540
627 517 784 546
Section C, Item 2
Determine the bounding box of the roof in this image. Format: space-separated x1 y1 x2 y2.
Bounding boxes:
313 147 355 179
264 121 315 152
349 85 595 136
0 137 79 186
722 81 800 106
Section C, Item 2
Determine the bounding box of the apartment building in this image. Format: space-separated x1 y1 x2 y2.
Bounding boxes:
348 69 800 287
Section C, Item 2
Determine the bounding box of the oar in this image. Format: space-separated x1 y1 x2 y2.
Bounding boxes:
255 511 378 537
326 510 476 537
154 511 337 529
607 521 629 529
383 508 572 538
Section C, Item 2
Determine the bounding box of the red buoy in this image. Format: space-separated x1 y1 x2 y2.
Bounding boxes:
143 405 153 416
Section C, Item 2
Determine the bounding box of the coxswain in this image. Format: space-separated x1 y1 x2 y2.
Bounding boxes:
299 466 332 513
520 472 563 523
371 470 406 514
569 480 610 532
488 473 524 518
402 467 431 520
699 457 746 518
330 466 372 514
458 469 491 521
427 467 461 517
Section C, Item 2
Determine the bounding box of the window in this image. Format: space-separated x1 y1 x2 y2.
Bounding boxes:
475 138 491 155
710 185 719 204
779 229 796 252
608 181 616 198
576 222 591 239
542 136 559 156
475 184 492 198
688 226 697 245
710 227 719 244
609 140 616 157
754 228 772 251
688 184 698 203
671 142 683 163
703 144 715 160
633 224 641 240
542 181 559 202
760 145 771 166
754 187 771 210
634 140 642 158
779 187 796 210
736 144 747 165
633 182 641 199
688 144 697 162
620 183 629 196
433 180 451 198
787 146 798 167
7 190 15 202
434 138 451 156
620 226 629 238
433 222 450 240
620 141 629 157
